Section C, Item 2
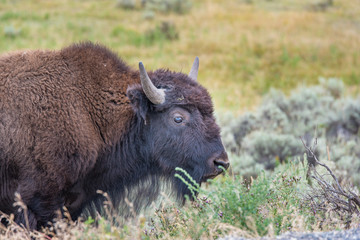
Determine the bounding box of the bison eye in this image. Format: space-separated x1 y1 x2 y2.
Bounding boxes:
174 116 183 123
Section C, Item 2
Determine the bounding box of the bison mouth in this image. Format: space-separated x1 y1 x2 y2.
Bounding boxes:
201 169 224 182
201 173 218 182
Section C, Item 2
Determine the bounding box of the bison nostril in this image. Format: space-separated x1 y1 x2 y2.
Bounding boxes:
214 159 230 170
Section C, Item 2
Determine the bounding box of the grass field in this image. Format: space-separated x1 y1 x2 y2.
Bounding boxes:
1 0 360 113
1 0 360 239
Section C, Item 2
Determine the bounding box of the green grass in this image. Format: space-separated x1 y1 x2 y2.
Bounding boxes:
1 0 360 113
4 161 356 239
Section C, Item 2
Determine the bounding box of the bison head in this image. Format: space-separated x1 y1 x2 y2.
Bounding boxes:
126 58 229 201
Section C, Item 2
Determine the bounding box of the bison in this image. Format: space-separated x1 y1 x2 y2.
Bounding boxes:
0 42 229 230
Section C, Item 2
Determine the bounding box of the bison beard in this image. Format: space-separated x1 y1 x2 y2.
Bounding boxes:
0 42 229 230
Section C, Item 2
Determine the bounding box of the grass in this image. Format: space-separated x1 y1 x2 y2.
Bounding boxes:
1 0 360 238
1 0 360 113
2 161 358 239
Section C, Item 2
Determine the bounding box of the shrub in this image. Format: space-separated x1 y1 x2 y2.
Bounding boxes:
116 0 192 15
143 0 192 14
3 25 21 38
221 78 360 186
301 140 360 230
242 131 303 170
145 21 179 44
145 164 313 239
116 0 136 9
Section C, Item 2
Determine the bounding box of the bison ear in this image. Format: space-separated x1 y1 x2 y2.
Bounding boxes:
127 85 149 121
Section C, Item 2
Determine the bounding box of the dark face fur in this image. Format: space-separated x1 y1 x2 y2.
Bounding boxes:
127 69 229 201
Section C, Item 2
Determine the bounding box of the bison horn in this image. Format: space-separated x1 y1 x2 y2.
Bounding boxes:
188 56 199 81
139 62 166 105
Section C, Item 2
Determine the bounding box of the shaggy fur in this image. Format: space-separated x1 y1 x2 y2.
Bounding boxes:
0 42 228 230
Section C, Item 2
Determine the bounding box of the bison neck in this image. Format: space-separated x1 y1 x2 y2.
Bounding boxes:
70 115 161 217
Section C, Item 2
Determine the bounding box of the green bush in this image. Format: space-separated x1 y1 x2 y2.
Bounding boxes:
145 21 179 44
143 0 192 14
220 78 360 185
116 0 192 15
140 162 315 239
4 25 21 38
116 0 136 9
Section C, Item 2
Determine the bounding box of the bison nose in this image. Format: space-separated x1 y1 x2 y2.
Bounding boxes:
202 152 230 181
213 151 230 171
214 158 230 170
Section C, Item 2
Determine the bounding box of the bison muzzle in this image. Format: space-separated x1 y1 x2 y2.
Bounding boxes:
0 42 229 230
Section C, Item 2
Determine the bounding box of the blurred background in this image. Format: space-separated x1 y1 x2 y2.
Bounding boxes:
1 0 359 113
1 0 360 183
